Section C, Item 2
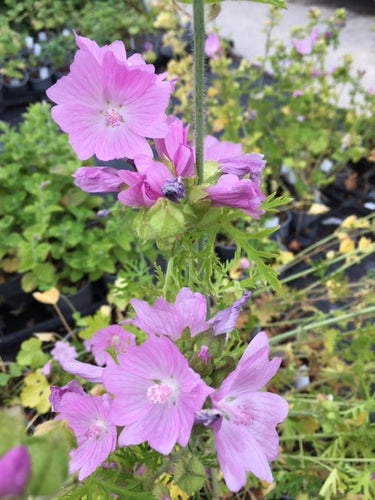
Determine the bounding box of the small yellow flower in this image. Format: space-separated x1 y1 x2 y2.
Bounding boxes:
358 236 372 250
281 106 291 116
206 87 218 98
339 236 355 254
340 215 357 228
212 117 228 132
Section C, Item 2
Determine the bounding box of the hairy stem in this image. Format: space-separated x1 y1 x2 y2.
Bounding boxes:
193 0 205 184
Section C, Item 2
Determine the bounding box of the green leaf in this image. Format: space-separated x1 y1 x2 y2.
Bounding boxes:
0 407 26 455
133 199 186 241
16 338 49 369
78 307 112 340
25 427 70 496
174 453 207 495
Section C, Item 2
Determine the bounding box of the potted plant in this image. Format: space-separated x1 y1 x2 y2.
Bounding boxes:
41 31 76 80
0 19 28 98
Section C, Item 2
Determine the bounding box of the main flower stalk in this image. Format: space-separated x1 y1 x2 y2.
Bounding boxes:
193 0 205 184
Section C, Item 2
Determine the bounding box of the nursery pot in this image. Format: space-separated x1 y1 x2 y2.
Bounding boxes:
215 244 236 263
54 281 95 317
28 67 54 92
3 72 29 99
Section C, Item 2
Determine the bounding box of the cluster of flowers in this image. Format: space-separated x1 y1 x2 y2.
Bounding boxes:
50 288 288 492
45 33 288 493
47 33 266 220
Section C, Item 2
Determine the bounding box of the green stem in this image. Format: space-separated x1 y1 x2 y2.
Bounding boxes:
193 0 205 184
269 304 375 345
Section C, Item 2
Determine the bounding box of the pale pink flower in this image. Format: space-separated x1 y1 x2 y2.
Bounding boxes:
0 446 31 498
117 155 174 208
292 90 302 98
60 359 104 383
129 287 250 340
84 325 135 366
205 174 265 218
56 392 117 480
204 136 242 162
291 28 319 55
49 380 85 412
72 166 125 193
102 335 213 454
154 116 195 177
51 341 78 366
205 33 221 60
41 361 51 376
204 136 265 183
211 332 288 491
47 43 170 161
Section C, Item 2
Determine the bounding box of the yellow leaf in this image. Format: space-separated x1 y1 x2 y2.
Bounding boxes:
33 287 60 305
307 203 329 215
20 371 51 414
34 333 56 342
159 474 189 500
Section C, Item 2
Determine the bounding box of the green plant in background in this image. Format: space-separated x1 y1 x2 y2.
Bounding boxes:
164 6 375 203
1 0 85 32
40 31 76 73
77 0 153 47
0 18 27 81
0 102 154 293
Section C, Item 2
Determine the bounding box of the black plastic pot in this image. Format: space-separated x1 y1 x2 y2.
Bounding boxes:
3 72 29 99
0 280 107 361
28 67 54 92
215 244 236 263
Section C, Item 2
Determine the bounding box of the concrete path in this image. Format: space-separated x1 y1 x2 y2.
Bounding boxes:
209 0 375 99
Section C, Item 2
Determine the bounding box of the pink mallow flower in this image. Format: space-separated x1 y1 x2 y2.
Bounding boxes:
102 334 213 455
72 166 125 193
51 341 78 366
205 33 221 60
154 116 195 178
50 380 85 412
211 332 288 492
291 28 319 55
204 136 265 184
117 155 177 208
205 174 265 219
46 37 170 161
0 445 31 498
129 287 250 340
55 392 117 481
84 325 135 366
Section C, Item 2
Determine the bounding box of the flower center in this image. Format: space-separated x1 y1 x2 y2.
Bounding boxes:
232 404 253 427
105 108 124 128
110 334 121 347
85 419 107 439
147 383 172 405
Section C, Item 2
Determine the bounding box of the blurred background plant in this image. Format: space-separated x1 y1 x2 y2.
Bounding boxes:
163 5 375 204
0 102 155 294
